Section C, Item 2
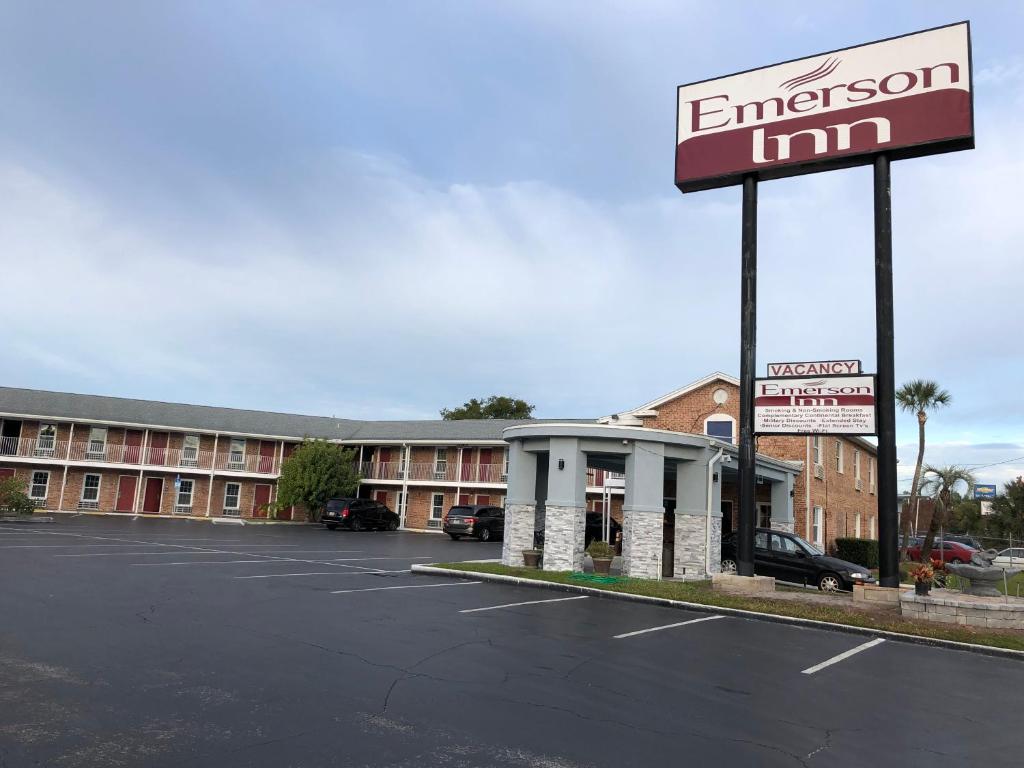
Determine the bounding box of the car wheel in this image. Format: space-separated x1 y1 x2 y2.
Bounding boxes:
350 517 364 532
325 522 337 530
720 558 737 574
478 527 491 542
818 573 842 593
387 519 399 531
448 534 461 541
950 558 963 565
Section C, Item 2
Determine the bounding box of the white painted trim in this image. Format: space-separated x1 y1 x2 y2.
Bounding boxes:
702 414 736 443
28 469 50 501
603 372 739 421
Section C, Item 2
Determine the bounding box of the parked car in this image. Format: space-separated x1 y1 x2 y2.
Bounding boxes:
906 539 976 564
534 512 622 549
992 548 1024 568
322 498 400 531
443 505 504 542
720 528 876 592
941 533 983 550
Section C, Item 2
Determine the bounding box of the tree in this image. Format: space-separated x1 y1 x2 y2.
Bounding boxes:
275 440 360 522
987 477 1024 541
896 379 950 550
0 476 36 517
918 464 974 562
441 395 534 420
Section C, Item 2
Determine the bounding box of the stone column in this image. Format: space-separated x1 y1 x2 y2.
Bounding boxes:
622 441 665 579
542 438 587 572
673 450 722 578
501 440 538 566
769 473 795 533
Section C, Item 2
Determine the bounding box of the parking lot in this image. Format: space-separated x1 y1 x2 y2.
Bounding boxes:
1 516 1021 767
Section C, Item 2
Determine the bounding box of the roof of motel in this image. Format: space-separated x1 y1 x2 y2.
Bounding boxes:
0 386 590 442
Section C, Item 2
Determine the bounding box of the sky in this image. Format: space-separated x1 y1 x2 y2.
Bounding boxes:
1 1 1022 491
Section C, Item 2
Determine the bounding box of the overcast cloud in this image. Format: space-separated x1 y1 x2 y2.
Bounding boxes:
1 1 1022 490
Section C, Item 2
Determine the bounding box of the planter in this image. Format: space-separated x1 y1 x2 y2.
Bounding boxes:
591 557 613 575
522 550 542 569
915 581 932 596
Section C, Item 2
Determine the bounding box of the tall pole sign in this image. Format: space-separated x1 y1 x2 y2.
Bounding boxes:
675 22 974 585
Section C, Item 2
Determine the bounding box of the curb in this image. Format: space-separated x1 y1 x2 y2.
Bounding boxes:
411 565 1024 661
0 516 54 524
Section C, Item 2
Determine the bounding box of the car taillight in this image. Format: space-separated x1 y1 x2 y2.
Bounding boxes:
342 508 349 518
464 517 476 525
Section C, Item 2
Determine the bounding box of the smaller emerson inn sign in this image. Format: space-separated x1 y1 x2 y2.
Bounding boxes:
754 375 877 436
675 22 973 192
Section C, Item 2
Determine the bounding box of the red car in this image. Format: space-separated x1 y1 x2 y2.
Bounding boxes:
907 539 976 564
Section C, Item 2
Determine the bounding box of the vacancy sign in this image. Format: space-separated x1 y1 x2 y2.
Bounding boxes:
754 375 876 435
675 22 973 192
767 360 861 377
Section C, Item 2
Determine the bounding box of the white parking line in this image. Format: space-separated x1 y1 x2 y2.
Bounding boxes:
131 560 286 566
331 581 482 594
54 549 362 557
801 638 885 675
328 556 434 562
613 614 725 639
459 596 590 613
235 570 409 579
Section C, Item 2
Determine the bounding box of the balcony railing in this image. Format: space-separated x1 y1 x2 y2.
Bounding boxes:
357 462 508 484
0 436 278 475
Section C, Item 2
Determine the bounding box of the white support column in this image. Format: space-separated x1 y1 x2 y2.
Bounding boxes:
673 451 721 579
58 465 69 512
207 433 219 517
542 438 587 572
501 440 539 566
770 473 795 532
622 441 665 580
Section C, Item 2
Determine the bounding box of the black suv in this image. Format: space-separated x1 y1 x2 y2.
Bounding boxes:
720 527 875 592
443 505 504 542
534 512 622 549
323 498 400 532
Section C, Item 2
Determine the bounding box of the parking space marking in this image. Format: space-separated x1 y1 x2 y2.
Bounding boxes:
234 570 410 579
131 559 291 566
54 549 363 557
328 556 434 562
801 638 885 675
613 614 725 639
330 581 483 594
459 596 590 613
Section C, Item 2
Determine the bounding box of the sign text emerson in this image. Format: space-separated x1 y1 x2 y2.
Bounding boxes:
675 22 973 192
754 374 876 435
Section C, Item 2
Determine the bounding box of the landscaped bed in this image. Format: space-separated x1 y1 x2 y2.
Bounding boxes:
432 561 1024 653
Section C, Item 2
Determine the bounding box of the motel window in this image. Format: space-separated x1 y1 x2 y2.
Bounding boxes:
37 424 57 454
29 471 49 501
705 418 734 443
758 504 772 529
430 493 444 520
869 458 875 492
181 434 200 466
813 506 823 546
854 449 861 481
224 483 241 513
855 512 862 538
82 474 101 502
503 449 510 478
229 438 246 467
177 479 194 508
870 516 876 539
834 440 843 473
812 436 822 466
88 427 108 456
434 448 447 475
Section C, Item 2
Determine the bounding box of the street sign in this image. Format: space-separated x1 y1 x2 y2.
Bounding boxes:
767 360 861 377
754 374 876 435
675 22 973 193
974 484 997 500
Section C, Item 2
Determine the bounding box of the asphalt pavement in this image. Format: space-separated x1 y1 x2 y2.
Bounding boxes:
1 516 1020 767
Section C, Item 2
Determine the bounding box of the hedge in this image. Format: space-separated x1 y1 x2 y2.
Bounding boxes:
834 537 879 569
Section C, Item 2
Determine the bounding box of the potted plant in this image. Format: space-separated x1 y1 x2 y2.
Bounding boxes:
909 563 934 596
522 547 542 568
587 540 615 575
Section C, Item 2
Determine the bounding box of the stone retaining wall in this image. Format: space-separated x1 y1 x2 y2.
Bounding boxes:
900 590 1024 630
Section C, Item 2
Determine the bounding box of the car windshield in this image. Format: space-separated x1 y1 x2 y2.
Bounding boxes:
790 534 823 556
449 506 473 515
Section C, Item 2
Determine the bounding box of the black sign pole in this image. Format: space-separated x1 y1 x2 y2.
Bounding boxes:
874 154 899 587
738 174 757 577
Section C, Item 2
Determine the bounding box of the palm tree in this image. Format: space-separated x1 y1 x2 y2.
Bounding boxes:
918 465 975 562
896 380 950 552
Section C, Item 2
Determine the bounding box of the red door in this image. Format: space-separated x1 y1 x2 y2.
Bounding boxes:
458 494 470 505
150 433 168 465
378 447 392 478
478 448 492 482
258 441 275 473
253 484 272 518
0 468 14 479
374 490 388 504
461 449 474 482
142 477 163 513
124 431 143 464
476 495 490 505
115 476 137 512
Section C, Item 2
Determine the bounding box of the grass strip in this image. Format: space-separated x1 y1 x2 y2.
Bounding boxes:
433 561 1024 653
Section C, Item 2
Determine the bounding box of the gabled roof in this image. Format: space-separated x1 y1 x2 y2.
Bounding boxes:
600 372 739 423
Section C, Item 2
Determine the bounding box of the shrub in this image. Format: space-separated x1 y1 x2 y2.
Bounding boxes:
834 537 879 569
0 477 36 517
586 540 614 559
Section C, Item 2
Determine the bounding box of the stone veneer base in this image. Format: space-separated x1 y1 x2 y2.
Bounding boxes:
900 589 1024 630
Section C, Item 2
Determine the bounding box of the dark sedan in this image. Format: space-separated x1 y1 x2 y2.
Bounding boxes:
322 498 400 531
721 528 875 592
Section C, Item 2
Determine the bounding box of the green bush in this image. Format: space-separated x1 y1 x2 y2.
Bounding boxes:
834 537 879 569
0 477 36 517
586 540 614 559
